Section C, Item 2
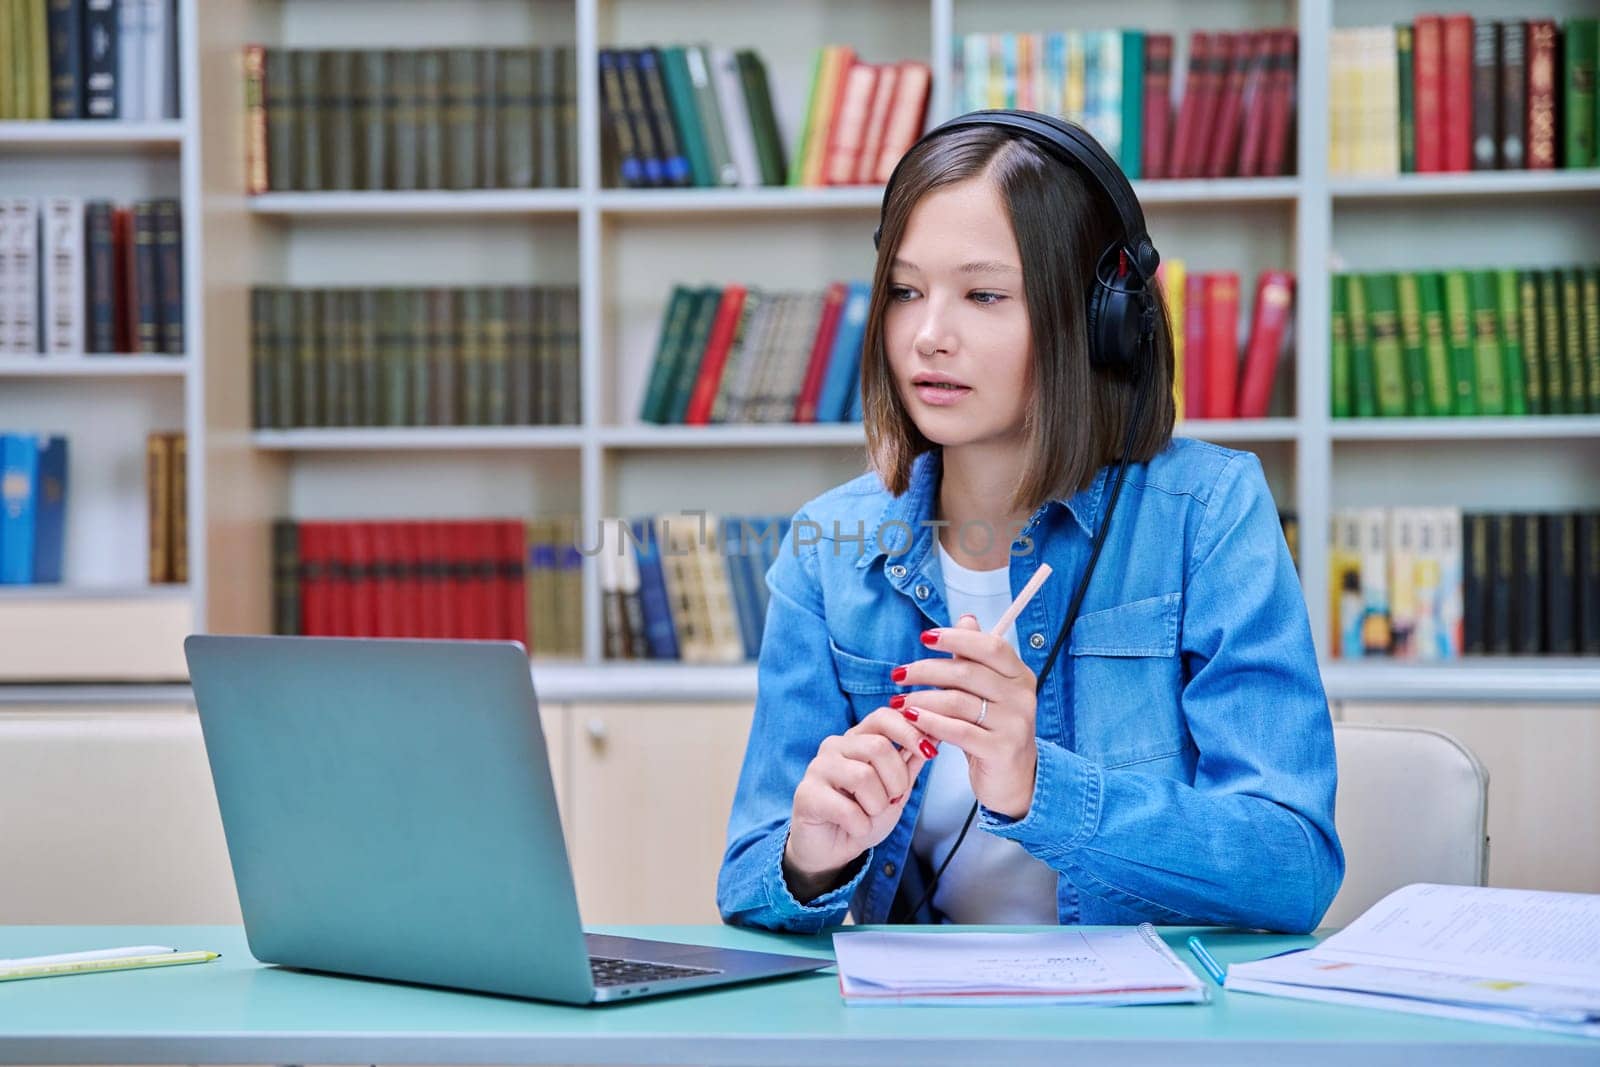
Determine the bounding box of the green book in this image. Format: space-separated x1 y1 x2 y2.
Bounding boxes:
1469 270 1506 415
1564 19 1597 168
1495 270 1527 416
1396 24 1416 173
273 288 298 428
1345 275 1378 417
1366 273 1409 417
1120 31 1145 179
1516 270 1544 415
685 44 736 187
265 49 297 190
1583 267 1600 414
459 288 485 425
295 50 323 191
1330 276 1351 418
666 287 722 423
322 50 355 191
788 48 825 186
1538 270 1567 414
319 289 344 427
409 288 432 426
250 288 274 429
1395 273 1430 415
445 49 481 190
379 289 408 427
736 49 788 186
660 47 713 187
639 286 696 423
296 289 321 427
484 287 510 426
1442 270 1478 416
1417 272 1454 415
1562 268 1587 413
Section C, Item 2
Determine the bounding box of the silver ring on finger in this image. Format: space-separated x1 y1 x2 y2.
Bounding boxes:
976 697 988 727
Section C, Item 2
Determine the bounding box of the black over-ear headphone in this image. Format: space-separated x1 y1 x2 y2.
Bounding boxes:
876 111 1162 924
873 109 1161 381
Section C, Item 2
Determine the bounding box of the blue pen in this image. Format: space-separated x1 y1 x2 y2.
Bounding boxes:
1186 936 1226 985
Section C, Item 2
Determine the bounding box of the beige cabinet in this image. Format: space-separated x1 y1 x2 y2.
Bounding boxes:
563 702 755 924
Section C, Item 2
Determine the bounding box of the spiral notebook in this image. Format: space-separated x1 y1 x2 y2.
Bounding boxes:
832 924 1209 1006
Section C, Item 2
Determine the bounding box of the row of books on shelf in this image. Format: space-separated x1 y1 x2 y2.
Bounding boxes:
270 519 538 648
2 0 177 121
145 430 185 583
1 197 184 357
1332 17 1597 177
250 286 580 431
1161 264 1293 421
955 28 1296 180
0 433 66 585
243 46 577 194
638 282 865 426
1330 507 1600 660
1331 265 1600 419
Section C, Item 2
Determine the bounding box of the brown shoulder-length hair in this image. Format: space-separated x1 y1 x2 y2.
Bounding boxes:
862 125 1176 511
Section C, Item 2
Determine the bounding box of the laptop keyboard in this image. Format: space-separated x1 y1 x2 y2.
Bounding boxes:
588 955 722 987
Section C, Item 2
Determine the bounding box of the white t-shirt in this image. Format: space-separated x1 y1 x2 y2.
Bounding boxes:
908 541 1059 923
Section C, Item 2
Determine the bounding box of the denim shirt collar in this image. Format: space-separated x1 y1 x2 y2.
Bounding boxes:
855 449 1107 574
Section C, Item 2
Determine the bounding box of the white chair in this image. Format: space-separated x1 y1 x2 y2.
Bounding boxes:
1323 722 1490 929
0 709 240 924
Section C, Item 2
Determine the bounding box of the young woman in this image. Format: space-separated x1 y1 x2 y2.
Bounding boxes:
717 113 1343 934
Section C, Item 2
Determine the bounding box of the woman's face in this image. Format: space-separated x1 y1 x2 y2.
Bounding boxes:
883 175 1033 451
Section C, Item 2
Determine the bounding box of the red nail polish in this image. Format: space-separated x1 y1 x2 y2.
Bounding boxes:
891 666 907 683
889 694 906 709
920 629 939 646
919 739 938 759
900 707 919 722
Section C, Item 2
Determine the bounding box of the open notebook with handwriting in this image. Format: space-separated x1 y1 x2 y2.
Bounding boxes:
831 924 1209 1006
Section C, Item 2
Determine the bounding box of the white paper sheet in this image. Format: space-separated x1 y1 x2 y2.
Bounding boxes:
832 925 1207 1005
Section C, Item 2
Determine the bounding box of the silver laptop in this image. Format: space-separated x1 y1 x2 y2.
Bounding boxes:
184 634 831 1004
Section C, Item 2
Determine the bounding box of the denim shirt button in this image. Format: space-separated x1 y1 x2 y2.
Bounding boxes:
1029 632 1046 649
914 584 930 599
883 862 896 878
889 565 908 579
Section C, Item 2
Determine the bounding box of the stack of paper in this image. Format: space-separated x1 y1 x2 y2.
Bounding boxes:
1226 884 1600 1037
832 925 1209 1006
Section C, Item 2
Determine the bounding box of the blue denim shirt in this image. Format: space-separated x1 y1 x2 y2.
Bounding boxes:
717 437 1343 934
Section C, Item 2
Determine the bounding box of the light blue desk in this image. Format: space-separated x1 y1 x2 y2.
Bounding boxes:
1 925 1594 1066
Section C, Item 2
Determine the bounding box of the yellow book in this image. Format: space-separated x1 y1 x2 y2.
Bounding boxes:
800 45 852 187
1161 259 1186 421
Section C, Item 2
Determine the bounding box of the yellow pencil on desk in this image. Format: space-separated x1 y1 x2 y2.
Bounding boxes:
0 950 220 983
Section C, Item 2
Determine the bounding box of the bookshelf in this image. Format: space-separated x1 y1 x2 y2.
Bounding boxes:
0 0 204 685
6 0 1599 705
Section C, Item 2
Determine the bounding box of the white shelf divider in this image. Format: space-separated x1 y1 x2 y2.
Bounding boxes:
251 427 588 452
1330 170 1600 200
0 120 184 149
1331 417 1600 441
0 355 190 378
246 190 584 217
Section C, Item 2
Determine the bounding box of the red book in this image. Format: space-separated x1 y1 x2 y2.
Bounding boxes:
1526 20 1559 170
112 207 134 352
1236 271 1295 419
1142 34 1174 179
853 64 899 185
323 523 351 638
1204 31 1254 177
683 285 748 424
1184 270 1206 418
394 521 421 638
500 520 528 647
345 522 375 637
457 522 487 639
421 521 450 639
794 282 847 422
369 522 397 637
1234 32 1274 176
1413 16 1445 172
1202 272 1241 419
824 61 879 186
481 521 505 640
1261 30 1298 177
1170 32 1210 181
872 61 932 183
1442 15 1475 172
1184 32 1229 177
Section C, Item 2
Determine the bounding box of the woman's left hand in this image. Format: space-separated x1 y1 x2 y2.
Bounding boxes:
892 613 1039 820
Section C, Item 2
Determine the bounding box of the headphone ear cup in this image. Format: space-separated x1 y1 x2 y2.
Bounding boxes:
1086 283 1133 374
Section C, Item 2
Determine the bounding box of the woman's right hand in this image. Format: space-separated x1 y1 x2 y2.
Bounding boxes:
782 708 936 901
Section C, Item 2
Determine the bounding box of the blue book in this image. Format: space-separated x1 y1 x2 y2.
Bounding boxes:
636 49 691 186
721 516 761 660
629 517 680 660
0 435 40 584
598 51 645 188
32 436 67 584
816 281 870 422
616 50 666 187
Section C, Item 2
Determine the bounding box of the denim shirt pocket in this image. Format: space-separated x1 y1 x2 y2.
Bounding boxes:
1067 591 1186 769
828 639 902 726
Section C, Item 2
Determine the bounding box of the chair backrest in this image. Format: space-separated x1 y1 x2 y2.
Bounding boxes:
0 709 240 923
1324 722 1489 928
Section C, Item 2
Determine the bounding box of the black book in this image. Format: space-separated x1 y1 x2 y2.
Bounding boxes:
1462 513 1489 655
1510 513 1542 654
1487 513 1515 655
1578 512 1600 654
1542 513 1577 654
81 0 118 118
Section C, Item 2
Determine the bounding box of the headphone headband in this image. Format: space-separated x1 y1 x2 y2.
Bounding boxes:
874 110 1160 281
